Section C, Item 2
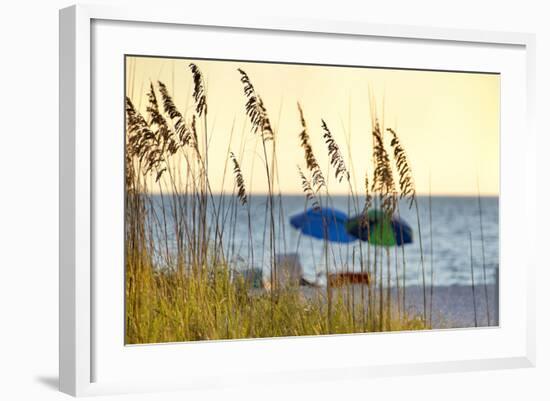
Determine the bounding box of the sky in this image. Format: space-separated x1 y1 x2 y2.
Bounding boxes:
126 55 500 196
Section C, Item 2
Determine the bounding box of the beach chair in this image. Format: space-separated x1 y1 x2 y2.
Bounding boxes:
327 271 371 287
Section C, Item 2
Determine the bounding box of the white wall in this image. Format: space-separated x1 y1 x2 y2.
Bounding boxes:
0 0 547 400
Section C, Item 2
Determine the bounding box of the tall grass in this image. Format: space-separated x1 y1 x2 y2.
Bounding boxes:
469 231 478 328
125 64 433 344
477 180 491 326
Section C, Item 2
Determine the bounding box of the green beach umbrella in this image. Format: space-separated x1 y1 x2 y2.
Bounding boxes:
345 209 413 247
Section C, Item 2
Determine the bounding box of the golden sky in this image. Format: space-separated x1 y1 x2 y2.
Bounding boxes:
126 56 500 196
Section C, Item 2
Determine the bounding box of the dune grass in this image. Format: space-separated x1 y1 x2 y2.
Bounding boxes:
125 259 427 344
124 180 428 345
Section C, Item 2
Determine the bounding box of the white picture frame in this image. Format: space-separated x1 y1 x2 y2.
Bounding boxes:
59 4 536 397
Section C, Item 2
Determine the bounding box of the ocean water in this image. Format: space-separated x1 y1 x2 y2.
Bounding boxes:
145 195 499 287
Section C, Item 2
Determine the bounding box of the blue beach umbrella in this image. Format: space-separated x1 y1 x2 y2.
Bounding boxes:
290 207 357 243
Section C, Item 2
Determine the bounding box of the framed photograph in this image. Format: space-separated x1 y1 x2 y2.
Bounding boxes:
59 4 536 396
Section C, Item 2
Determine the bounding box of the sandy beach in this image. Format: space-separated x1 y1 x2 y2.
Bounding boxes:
302 283 498 329
399 284 498 328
